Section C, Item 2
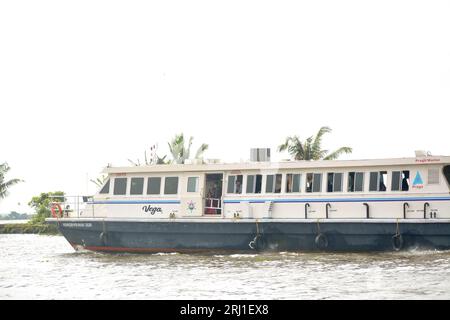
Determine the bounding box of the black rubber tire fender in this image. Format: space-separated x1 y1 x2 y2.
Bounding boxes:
99 232 108 245
392 234 404 251
315 233 328 249
255 235 267 251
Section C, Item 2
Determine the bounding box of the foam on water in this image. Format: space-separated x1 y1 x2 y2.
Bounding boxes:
2 234 450 299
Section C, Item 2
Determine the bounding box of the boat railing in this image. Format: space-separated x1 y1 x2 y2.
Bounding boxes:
204 198 222 214
48 195 93 219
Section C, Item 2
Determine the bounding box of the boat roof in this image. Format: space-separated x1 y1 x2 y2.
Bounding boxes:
103 156 450 174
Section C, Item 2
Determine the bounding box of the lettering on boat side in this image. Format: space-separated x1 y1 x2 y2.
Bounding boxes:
62 223 92 228
415 158 440 163
142 205 163 215
412 171 424 189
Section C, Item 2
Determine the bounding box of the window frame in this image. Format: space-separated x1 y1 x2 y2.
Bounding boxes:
227 174 243 194
327 172 343 193
246 174 262 194
99 179 110 195
391 171 401 191
265 174 282 194
187 176 200 193
113 177 128 196
444 165 450 187
391 170 410 192
130 177 144 195
306 173 322 193
147 177 162 195
286 173 301 193
164 176 179 195
369 171 388 192
347 172 364 192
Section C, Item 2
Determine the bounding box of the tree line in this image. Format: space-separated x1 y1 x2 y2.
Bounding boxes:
129 126 352 166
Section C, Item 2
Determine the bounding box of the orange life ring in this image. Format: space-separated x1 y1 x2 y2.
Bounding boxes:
51 203 63 218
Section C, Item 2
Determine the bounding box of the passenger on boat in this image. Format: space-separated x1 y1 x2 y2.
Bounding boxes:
206 183 220 214
235 179 242 194
402 171 410 191
306 175 313 193
379 174 387 191
207 184 220 199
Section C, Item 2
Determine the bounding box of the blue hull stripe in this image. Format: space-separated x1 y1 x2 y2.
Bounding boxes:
89 200 180 205
89 197 450 205
224 197 450 204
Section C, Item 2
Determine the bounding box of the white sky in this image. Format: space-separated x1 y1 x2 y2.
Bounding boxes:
1 0 449 214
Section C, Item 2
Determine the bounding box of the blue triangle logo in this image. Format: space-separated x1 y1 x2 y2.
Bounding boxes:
413 172 423 185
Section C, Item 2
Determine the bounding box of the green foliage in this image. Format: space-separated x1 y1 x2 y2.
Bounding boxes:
0 211 31 220
0 162 23 200
278 126 353 161
168 133 209 164
0 191 62 234
129 135 208 166
128 145 170 166
155 155 169 164
0 223 59 235
28 191 65 224
90 174 108 188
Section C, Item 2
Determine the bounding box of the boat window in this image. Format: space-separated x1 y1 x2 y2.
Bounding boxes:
164 177 179 195
187 177 199 192
402 171 410 191
113 178 127 195
286 174 301 193
327 173 343 192
147 177 161 195
265 174 282 193
444 166 450 187
227 175 243 194
99 179 110 194
130 177 144 195
306 173 322 193
391 172 400 191
275 175 282 193
348 172 364 192
369 171 387 192
246 174 262 194
266 175 273 193
428 168 440 185
369 172 377 191
391 171 409 191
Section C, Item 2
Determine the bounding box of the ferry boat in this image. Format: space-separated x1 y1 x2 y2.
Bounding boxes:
46 150 450 253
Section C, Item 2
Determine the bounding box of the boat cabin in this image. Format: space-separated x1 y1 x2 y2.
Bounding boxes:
74 154 450 220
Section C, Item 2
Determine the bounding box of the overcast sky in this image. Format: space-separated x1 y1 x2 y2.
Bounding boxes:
1 0 449 214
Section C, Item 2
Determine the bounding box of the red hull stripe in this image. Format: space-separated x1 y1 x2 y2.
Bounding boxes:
70 243 235 253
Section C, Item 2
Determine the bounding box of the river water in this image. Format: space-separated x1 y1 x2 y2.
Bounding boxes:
1 234 450 300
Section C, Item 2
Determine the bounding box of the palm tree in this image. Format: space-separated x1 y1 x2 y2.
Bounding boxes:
168 133 209 164
90 174 108 188
278 126 352 160
0 162 23 200
155 155 169 164
128 144 170 166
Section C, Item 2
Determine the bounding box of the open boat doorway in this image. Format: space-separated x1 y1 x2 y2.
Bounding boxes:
204 173 223 215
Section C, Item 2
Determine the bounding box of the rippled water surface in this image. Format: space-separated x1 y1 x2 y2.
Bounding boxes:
1 234 450 299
